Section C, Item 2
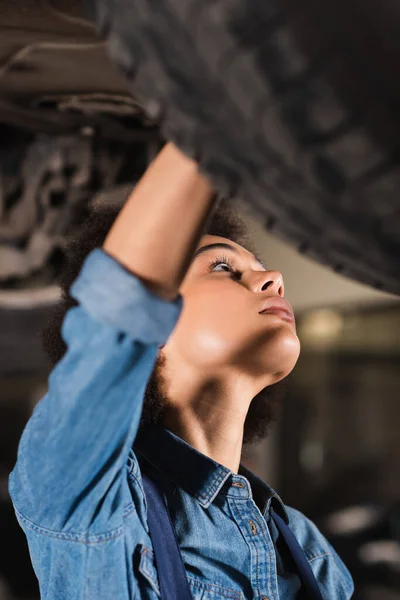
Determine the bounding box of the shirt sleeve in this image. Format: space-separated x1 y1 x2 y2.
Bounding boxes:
8 248 183 536
285 507 355 599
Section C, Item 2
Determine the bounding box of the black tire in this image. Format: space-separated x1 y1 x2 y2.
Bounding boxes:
86 0 400 295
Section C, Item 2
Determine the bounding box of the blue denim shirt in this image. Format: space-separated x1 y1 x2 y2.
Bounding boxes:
9 248 354 600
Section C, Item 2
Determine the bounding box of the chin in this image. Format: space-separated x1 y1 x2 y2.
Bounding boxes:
277 336 301 377
257 328 301 382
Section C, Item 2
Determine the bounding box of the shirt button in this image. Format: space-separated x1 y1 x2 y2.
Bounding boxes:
249 519 257 534
232 481 245 488
261 597 270 600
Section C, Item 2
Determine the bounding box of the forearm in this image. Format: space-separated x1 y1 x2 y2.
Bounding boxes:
103 142 216 300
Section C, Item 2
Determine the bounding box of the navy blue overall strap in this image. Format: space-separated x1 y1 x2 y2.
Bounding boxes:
272 510 324 600
141 472 193 600
142 471 323 600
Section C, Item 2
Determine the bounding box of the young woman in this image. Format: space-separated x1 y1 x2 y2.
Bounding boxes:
9 142 354 599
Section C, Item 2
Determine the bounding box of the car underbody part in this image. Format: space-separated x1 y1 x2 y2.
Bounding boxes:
0 126 160 293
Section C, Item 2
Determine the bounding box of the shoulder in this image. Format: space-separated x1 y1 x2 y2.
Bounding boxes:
285 506 355 599
285 506 334 560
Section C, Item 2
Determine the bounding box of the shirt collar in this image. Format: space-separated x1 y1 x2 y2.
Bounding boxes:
133 424 288 523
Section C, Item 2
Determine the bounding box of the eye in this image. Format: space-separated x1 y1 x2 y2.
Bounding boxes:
208 254 242 280
212 261 232 272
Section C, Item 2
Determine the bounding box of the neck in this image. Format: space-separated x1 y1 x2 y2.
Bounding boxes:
162 371 256 473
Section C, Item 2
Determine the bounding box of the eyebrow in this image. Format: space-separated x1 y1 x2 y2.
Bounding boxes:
193 242 266 270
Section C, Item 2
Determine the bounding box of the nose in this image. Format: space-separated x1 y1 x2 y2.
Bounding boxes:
249 269 284 297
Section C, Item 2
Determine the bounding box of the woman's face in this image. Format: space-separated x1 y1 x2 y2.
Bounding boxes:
162 235 300 388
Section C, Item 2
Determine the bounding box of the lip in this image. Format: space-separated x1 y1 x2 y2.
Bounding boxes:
259 297 295 322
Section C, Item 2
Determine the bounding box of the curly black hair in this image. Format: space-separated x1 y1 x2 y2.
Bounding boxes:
43 197 286 447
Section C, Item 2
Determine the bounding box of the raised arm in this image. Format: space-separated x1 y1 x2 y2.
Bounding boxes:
9 142 216 536
103 142 216 300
